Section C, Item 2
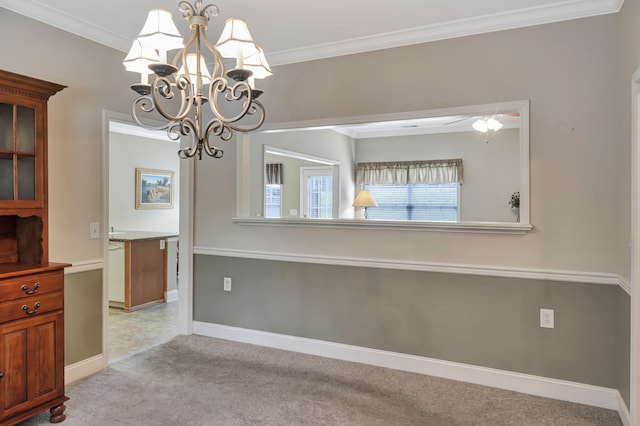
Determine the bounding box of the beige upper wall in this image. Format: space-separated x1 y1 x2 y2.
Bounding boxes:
617 0 640 282
195 14 623 274
0 8 629 276
0 9 135 264
109 132 180 233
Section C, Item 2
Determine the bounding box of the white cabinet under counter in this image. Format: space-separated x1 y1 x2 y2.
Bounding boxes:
108 241 125 307
108 231 178 312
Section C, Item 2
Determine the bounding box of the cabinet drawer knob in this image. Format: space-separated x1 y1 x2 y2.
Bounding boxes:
0 372 4 379
21 282 41 295
21 302 41 315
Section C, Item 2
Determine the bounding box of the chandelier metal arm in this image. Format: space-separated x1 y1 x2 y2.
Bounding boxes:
177 118 225 160
147 75 193 124
179 0 218 21
208 78 265 127
131 96 172 131
199 26 224 75
175 119 202 159
225 99 266 133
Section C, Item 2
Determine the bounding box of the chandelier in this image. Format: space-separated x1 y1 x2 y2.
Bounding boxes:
123 0 272 159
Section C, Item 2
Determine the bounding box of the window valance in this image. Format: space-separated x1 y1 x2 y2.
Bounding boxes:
265 163 283 185
356 159 463 185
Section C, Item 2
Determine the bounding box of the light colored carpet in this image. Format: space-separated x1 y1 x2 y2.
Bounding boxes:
20 334 621 425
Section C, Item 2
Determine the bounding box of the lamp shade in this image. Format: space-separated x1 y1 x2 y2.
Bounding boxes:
243 47 272 79
178 53 212 84
123 38 159 74
352 190 378 207
215 18 259 66
136 9 184 52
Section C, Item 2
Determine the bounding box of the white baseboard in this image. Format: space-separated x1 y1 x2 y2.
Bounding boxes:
617 392 631 426
166 289 179 302
64 353 106 385
193 321 624 415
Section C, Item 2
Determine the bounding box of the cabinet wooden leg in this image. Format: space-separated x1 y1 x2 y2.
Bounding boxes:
49 403 67 423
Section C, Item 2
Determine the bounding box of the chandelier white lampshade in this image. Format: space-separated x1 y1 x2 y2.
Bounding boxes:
123 39 160 85
472 117 504 133
215 18 260 67
136 9 184 61
243 47 272 80
177 53 212 85
124 0 270 160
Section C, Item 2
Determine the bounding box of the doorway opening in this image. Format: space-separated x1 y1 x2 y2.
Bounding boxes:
104 117 181 362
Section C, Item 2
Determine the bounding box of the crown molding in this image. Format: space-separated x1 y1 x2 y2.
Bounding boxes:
0 0 625 66
268 0 624 65
0 0 131 51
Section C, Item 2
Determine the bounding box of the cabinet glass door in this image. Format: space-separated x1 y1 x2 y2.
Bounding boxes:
0 103 37 201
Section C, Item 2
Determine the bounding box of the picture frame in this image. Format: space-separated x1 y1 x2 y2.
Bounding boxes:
135 168 174 209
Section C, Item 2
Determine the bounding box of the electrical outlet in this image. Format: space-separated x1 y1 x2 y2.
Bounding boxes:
223 277 232 292
89 222 100 239
540 308 554 329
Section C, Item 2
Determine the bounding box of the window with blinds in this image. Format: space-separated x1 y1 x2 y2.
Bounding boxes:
264 184 282 218
364 183 458 221
307 175 332 218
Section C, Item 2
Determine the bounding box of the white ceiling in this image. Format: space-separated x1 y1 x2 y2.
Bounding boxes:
0 0 624 66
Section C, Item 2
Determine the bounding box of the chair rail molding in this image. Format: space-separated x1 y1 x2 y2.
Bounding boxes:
195 247 621 286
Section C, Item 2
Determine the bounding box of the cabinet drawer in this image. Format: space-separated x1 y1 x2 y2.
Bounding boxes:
0 271 63 302
0 291 62 323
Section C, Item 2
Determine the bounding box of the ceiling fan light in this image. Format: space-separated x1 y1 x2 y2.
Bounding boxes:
487 117 503 131
472 118 488 132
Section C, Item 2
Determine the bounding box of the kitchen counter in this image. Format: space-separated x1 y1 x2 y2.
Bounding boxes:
109 231 178 242
108 231 177 312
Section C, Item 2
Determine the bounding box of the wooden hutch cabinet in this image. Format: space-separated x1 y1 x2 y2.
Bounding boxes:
0 70 69 425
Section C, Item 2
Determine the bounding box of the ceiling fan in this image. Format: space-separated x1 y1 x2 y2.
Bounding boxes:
443 112 520 131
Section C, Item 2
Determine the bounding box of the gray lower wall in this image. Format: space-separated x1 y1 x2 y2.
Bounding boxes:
618 290 631 405
194 255 629 402
64 269 103 365
167 240 178 293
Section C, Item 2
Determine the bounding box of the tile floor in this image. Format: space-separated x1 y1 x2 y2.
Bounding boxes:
108 300 179 361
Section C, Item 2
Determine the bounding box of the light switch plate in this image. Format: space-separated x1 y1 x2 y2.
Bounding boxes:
89 222 100 239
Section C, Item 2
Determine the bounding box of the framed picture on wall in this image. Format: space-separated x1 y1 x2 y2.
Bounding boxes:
135 168 174 209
